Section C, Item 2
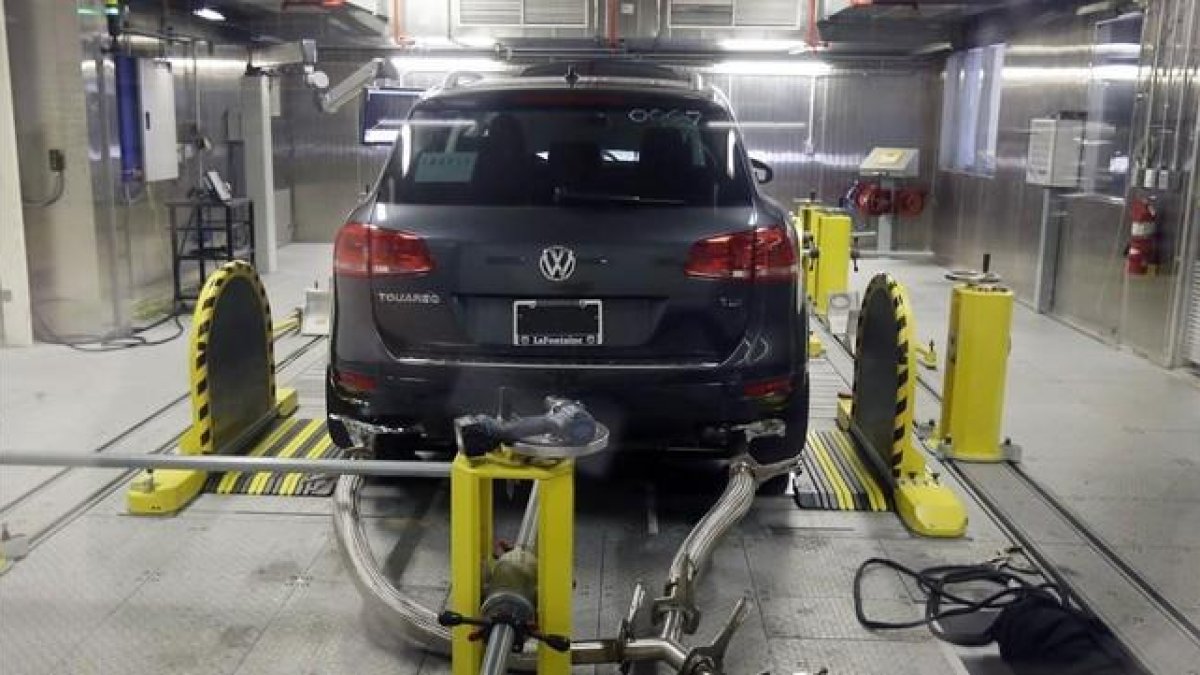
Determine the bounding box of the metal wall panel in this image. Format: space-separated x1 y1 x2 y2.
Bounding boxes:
459 0 522 25
524 0 588 25
275 61 390 243
1136 0 1200 365
9 0 112 335
676 67 938 248
732 0 797 27
1188 267 1200 366
933 13 1094 299
927 10 1200 359
1054 195 1125 338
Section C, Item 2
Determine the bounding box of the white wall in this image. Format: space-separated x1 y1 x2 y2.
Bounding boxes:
6 0 108 337
0 0 33 346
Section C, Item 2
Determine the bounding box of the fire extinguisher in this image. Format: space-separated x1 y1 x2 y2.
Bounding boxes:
1126 196 1157 276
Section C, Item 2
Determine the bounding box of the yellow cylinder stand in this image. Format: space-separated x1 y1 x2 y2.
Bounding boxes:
935 283 1017 462
451 452 574 675
812 210 852 317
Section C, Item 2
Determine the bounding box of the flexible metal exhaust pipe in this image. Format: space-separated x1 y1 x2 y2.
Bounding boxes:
333 475 453 654
659 455 785 643
333 453 795 672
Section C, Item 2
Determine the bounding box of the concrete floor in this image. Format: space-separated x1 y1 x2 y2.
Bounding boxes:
0 247 1196 674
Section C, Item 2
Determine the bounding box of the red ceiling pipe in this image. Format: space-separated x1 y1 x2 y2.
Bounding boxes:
606 0 618 49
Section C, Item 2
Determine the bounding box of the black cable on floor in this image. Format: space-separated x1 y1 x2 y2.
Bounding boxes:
854 555 1132 674
853 556 1069 643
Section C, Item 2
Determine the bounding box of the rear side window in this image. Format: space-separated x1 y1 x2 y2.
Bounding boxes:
376 92 753 207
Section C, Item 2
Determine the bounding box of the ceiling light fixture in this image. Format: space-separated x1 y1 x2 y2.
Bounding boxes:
710 59 832 77
718 38 809 52
390 57 510 74
193 7 226 21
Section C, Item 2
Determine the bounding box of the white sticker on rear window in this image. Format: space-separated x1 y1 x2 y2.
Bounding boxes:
414 152 477 183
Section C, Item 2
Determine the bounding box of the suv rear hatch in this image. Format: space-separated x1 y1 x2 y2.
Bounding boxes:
336 86 793 364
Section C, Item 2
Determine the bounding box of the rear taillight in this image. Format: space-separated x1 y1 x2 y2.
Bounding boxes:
743 375 793 399
334 222 370 277
371 229 435 275
685 225 796 283
751 224 797 281
334 222 434 278
333 367 378 394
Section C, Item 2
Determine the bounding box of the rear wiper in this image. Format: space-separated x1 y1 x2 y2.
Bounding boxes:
553 187 685 206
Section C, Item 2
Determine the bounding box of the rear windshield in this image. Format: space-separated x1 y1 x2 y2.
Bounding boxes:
376 91 753 207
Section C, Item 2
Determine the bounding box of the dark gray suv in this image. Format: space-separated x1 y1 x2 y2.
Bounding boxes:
327 63 808 464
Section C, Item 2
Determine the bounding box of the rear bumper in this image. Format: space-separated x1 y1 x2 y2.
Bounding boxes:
326 359 805 448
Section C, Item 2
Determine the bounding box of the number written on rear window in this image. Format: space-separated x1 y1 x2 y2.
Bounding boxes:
627 108 702 126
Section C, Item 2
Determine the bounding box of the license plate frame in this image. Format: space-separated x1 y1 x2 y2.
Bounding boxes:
513 299 603 347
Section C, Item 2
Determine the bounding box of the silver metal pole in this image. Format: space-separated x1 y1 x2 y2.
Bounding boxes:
514 484 540 548
0 451 453 479
479 626 517 675
479 485 540 675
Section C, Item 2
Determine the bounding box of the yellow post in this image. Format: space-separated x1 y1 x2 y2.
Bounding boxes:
450 453 574 675
935 283 1017 462
795 202 821 303
812 210 852 317
536 468 574 675
450 455 490 675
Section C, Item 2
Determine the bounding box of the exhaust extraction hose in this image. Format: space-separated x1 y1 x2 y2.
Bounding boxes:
333 475 453 654
332 454 795 669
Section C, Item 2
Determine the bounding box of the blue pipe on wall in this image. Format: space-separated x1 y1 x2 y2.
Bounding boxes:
114 53 142 182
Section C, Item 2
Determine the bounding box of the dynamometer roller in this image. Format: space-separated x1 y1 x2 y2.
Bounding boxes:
794 272 967 538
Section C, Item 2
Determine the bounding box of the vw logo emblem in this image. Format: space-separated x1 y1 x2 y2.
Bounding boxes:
539 246 576 282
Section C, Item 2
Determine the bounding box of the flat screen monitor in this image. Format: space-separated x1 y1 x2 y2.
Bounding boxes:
361 87 421 145
204 169 232 203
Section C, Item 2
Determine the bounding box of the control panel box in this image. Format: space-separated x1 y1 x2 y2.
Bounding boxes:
138 59 179 182
859 147 920 178
1026 118 1082 187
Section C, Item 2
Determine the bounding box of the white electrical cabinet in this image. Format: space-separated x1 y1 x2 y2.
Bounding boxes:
1026 118 1082 187
138 59 179 182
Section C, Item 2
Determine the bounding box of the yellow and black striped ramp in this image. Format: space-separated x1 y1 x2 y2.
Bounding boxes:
792 429 889 512
203 418 342 497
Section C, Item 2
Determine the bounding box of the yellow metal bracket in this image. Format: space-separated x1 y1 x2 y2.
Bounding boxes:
451 451 574 675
